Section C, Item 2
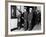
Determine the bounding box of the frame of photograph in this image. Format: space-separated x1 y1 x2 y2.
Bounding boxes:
5 1 45 36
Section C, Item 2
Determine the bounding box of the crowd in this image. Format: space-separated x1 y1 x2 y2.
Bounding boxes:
11 6 41 31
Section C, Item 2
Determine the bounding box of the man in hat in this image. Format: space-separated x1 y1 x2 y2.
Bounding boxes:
28 8 33 31
23 7 28 31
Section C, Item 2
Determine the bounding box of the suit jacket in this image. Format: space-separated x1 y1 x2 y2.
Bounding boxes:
24 12 28 21
28 12 33 22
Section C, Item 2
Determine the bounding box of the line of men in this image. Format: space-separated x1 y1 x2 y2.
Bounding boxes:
11 7 41 31
17 7 41 31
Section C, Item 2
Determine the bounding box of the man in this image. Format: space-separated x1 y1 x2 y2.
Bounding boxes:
31 7 37 30
36 10 41 24
23 7 28 31
17 12 21 30
17 8 24 30
28 8 33 31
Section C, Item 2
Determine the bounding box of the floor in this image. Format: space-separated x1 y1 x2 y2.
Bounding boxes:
12 23 41 32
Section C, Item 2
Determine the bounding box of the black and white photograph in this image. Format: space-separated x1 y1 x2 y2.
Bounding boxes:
8 2 44 35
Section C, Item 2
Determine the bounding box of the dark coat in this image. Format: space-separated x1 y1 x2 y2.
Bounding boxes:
36 12 41 24
23 12 28 30
28 12 33 30
24 12 28 21
31 10 37 26
28 12 33 22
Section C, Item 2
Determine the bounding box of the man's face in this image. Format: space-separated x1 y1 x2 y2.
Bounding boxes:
29 8 32 13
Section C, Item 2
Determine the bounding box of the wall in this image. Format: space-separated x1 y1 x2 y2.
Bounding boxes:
0 0 46 37
7 0 46 37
